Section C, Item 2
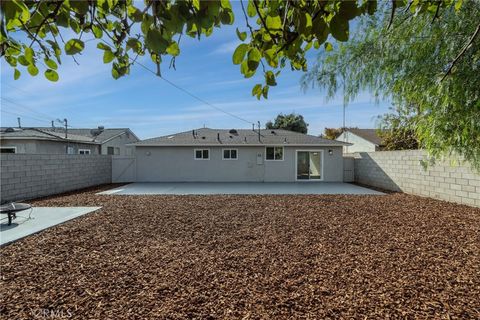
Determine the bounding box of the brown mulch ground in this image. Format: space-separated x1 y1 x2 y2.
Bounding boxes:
1 185 479 319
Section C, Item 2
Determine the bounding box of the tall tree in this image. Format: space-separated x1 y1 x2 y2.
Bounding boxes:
0 0 463 97
266 113 308 134
323 127 357 140
301 2 480 169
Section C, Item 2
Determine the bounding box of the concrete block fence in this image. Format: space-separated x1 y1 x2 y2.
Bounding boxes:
353 150 480 207
0 154 111 202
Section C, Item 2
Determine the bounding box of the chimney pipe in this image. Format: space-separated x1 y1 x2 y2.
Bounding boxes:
192 129 196 138
257 121 261 142
51 120 54 129
17 117 21 128
217 132 220 141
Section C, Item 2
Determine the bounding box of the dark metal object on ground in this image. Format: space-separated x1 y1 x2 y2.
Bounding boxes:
0 203 32 225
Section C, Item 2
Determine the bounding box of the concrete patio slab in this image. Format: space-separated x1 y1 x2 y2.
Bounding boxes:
0 207 101 246
98 182 384 195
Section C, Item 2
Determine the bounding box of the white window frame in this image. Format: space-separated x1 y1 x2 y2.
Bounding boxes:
0 146 17 153
265 146 284 161
294 149 324 182
78 149 91 155
194 148 210 160
222 148 238 160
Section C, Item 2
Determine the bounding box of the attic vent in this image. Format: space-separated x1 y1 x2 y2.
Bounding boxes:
229 129 238 134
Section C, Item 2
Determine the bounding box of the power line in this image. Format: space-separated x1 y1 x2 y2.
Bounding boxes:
0 109 52 125
125 52 255 125
1 96 55 122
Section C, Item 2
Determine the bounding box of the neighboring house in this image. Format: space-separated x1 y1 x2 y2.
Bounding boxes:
337 129 384 153
0 126 139 155
131 128 350 182
42 127 139 156
0 128 100 154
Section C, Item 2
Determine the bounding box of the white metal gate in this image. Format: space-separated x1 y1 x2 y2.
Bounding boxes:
112 156 136 183
343 157 355 182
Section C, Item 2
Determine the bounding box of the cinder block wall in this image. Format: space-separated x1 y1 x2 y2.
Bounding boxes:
0 154 111 202
354 150 480 207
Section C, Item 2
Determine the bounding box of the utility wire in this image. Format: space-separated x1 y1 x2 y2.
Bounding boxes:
1 96 56 122
0 109 53 125
123 51 255 126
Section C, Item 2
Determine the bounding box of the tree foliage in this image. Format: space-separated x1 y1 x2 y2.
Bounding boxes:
301 1 480 169
266 113 308 134
0 0 462 98
323 127 357 140
377 106 419 151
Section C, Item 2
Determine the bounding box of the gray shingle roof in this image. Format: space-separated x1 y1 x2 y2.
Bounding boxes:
347 129 384 146
134 128 349 146
0 128 98 143
40 128 137 142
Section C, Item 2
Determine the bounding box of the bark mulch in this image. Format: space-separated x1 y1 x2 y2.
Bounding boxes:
1 185 479 319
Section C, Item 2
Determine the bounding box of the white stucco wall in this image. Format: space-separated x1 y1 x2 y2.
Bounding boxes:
337 132 377 153
100 131 139 156
134 146 344 182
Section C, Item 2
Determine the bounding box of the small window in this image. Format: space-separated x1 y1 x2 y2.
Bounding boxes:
79 149 91 155
0 147 16 154
194 149 209 160
223 149 238 160
265 146 283 160
107 147 120 155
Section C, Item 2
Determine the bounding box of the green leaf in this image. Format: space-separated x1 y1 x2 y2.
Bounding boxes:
126 38 142 53
44 58 58 70
69 0 89 15
324 42 333 51
236 28 247 41
24 47 34 63
265 71 277 86
312 19 329 44
192 0 200 10
65 39 85 55
266 15 282 30
330 15 349 42
146 29 168 53
44 69 59 82
240 60 255 78
166 42 180 56
97 42 111 51
17 55 29 66
220 10 234 25
252 83 262 97
262 85 269 99
103 50 115 63
14 68 20 80
232 43 248 65
27 64 39 76
247 0 256 17
92 25 103 38
339 1 359 20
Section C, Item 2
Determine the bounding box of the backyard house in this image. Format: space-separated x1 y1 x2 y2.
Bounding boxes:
0 128 100 154
0 126 139 155
132 128 349 182
337 128 384 153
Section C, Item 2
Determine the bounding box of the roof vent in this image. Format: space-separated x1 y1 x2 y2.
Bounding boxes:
90 128 103 136
201 136 206 139
98 126 105 131
4 127 16 133
284 137 287 143
271 130 276 134
229 129 238 135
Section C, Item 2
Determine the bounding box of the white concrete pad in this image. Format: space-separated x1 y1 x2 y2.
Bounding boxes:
98 182 384 196
0 207 101 246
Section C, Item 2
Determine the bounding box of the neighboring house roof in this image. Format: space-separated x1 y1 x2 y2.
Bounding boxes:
0 128 99 144
343 129 384 146
40 127 139 143
0 127 139 144
134 128 350 146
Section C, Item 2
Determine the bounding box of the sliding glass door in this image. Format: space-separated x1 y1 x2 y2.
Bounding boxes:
296 151 323 180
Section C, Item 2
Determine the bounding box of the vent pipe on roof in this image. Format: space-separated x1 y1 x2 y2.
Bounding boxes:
51 120 55 130
17 117 21 128
217 132 220 141
192 129 196 138
257 121 261 142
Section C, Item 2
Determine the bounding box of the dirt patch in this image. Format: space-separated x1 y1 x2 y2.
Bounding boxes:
1 186 479 319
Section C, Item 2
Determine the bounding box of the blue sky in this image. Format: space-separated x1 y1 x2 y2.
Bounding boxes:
0 2 390 139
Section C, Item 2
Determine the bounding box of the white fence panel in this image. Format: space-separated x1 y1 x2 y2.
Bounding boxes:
343 157 355 182
112 156 136 183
